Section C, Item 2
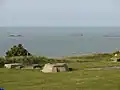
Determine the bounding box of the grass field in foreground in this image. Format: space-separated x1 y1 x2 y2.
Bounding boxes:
0 62 120 90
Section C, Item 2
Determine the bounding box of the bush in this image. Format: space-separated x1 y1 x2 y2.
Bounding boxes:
5 44 32 57
67 53 112 62
0 57 5 68
113 50 120 55
0 56 69 67
0 44 69 67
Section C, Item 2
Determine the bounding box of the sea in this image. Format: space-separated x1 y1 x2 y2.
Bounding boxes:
0 27 120 57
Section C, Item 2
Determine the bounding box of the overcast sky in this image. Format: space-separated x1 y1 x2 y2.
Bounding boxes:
0 0 120 27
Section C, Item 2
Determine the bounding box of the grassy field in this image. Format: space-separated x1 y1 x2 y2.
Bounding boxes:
1 54 120 90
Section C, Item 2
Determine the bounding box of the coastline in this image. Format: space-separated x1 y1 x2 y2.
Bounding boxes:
47 52 112 59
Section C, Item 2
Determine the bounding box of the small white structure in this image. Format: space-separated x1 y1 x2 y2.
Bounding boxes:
115 54 118 57
4 63 23 69
41 63 69 73
111 57 120 62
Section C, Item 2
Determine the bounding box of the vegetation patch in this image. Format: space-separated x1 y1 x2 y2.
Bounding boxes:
0 44 120 89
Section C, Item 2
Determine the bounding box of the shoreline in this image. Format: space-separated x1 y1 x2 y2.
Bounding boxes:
47 52 112 59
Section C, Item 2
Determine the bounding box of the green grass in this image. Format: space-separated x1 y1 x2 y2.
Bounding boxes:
1 53 120 90
66 53 113 62
1 61 120 90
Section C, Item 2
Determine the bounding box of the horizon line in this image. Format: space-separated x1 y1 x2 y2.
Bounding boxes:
0 26 120 28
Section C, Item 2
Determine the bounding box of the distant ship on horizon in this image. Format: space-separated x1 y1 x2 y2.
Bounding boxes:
8 34 23 37
103 35 120 37
69 33 83 37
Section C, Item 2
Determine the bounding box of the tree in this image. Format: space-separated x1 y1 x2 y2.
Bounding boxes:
113 50 120 55
6 44 32 57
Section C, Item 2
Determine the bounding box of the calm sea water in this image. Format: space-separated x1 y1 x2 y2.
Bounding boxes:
0 27 120 57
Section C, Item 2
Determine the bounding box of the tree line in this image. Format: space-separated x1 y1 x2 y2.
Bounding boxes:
0 44 68 67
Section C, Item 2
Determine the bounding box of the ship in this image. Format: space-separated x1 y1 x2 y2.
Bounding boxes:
9 34 23 37
69 33 83 37
103 35 120 37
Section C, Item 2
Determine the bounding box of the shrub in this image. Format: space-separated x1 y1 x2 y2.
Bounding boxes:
5 44 32 57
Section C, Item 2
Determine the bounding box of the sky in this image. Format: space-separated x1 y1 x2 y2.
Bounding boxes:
0 0 120 27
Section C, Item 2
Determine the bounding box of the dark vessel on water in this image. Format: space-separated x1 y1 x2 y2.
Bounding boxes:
104 35 120 37
69 33 83 37
9 34 23 37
